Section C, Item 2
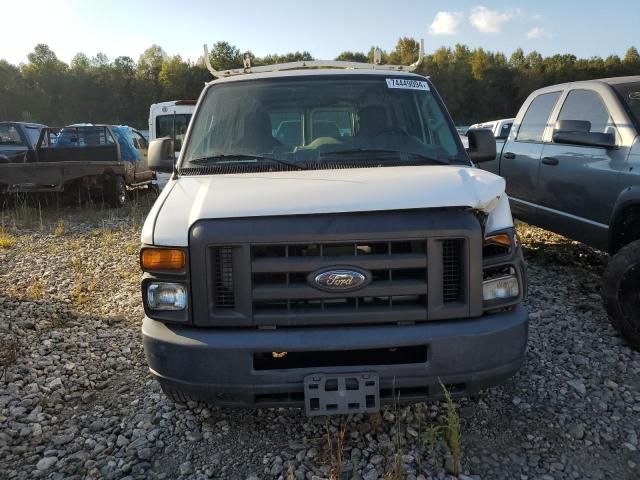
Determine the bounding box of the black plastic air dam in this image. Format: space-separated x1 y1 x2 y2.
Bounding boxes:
142 304 528 407
253 345 428 370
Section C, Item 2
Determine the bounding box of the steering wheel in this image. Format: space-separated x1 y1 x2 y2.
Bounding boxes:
375 128 410 137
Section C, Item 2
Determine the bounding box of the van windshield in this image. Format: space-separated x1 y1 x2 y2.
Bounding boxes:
181 75 468 171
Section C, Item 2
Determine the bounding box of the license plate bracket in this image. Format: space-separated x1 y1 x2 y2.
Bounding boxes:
304 372 380 416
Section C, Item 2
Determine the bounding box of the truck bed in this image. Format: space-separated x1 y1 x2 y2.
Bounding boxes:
0 160 126 193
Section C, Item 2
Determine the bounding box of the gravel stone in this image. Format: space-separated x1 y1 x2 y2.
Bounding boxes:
36 457 57 471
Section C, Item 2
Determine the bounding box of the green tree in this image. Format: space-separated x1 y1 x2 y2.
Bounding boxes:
70 53 91 71
388 37 420 65
335 51 368 62
208 41 243 70
137 45 166 81
255 51 313 66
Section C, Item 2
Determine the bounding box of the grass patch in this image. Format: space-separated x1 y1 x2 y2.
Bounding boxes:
73 278 97 306
439 381 461 475
0 228 16 249
385 390 404 480
26 279 45 300
326 422 347 480
0 335 18 381
54 219 65 237
125 242 139 255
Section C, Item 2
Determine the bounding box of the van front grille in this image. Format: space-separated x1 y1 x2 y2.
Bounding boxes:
191 210 480 327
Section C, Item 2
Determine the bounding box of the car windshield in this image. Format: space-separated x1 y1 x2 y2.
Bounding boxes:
612 81 640 130
0 124 24 146
181 75 468 171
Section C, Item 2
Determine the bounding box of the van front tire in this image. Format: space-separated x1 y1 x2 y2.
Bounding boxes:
159 380 197 404
602 239 640 350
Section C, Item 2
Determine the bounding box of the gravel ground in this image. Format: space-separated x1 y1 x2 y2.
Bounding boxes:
1 194 639 480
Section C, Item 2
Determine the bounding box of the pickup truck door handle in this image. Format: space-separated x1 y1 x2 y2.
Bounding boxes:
542 157 559 166
503 152 516 159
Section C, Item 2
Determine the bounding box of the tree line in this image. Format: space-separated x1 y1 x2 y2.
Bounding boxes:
1 39 639 129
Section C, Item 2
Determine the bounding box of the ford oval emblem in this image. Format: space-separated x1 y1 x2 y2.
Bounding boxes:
309 267 371 292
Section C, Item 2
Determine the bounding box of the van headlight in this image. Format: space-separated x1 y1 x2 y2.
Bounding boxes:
147 282 187 310
483 275 519 301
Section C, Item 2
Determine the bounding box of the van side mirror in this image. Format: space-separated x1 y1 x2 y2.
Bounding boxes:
148 138 175 173
466 128 496 163
552 120 615 149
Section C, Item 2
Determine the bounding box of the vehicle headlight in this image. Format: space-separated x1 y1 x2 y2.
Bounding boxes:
483 275 519 301
147 282 187 310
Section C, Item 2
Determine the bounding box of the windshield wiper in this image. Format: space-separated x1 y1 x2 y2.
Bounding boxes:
189 154 306 170
319 148 450 165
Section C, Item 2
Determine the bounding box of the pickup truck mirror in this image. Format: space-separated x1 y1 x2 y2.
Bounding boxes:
466 128 496 163
552 120 615 149
148 138 175 173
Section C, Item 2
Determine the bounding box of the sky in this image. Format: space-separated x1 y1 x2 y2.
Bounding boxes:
2 0 638 66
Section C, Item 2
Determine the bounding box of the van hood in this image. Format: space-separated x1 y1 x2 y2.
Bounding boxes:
143 165 509 246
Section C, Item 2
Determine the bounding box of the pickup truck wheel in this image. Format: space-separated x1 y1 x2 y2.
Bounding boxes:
159 380 197 404
106 176 127 208
602 239 640 350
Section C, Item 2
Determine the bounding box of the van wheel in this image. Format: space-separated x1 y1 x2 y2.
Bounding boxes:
602 239 640 350
106 176 127 208
159 380 197 404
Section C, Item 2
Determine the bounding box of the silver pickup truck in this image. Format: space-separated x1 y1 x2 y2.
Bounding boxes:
480 76 640 349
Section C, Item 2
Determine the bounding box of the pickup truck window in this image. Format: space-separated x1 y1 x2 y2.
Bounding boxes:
557 89 612 133
24 127 42 147
182 76 468 171
611 81 640 130
516 92 561 142
0 125 23 145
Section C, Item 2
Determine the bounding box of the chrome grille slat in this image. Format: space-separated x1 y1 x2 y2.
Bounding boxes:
251 240 429 317
251 253 428 273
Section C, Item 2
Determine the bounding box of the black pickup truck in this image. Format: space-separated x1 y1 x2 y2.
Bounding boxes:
0 122 154 207
480 75 640 349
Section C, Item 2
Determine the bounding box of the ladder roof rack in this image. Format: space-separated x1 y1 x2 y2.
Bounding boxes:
203 40 425 79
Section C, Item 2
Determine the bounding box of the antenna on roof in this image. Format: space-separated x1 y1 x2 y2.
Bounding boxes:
203 44 220 78
373 48 382 65
409 39 425 70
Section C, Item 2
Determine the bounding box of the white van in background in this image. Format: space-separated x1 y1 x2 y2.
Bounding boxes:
148 100 196 189
467 118 514 139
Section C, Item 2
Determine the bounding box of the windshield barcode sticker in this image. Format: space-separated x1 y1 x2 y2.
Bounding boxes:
386 78 430 91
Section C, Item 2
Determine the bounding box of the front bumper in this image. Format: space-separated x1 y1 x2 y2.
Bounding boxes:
142 304 528 407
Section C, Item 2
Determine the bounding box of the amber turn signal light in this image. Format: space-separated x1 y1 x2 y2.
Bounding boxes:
140 248 186 271
483 233 512 248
